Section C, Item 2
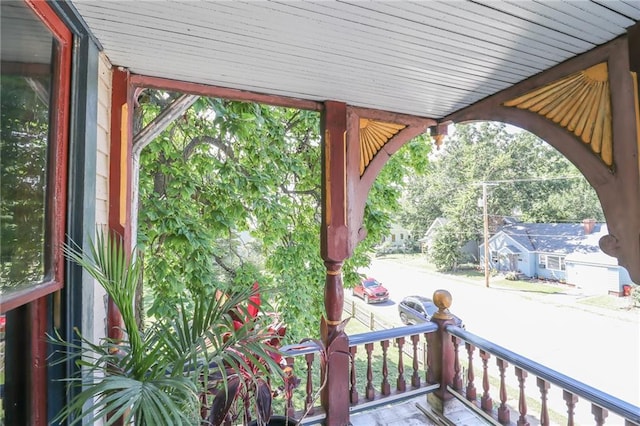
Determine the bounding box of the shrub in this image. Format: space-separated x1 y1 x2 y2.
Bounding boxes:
505 272 519 281
632 284 640 307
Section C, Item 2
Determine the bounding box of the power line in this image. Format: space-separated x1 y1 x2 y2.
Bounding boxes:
475 175 582 185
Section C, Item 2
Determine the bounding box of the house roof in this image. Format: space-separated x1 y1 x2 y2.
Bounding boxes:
491 222 605 255
67 1 639 119
565 250 618 266
419 217 448 242
499 245 522 254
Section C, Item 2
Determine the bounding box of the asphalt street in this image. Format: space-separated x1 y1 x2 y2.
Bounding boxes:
351 258 640 413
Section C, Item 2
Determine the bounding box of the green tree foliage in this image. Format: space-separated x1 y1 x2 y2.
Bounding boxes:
137 93 430 341
430 223 466 271
399 122 604 271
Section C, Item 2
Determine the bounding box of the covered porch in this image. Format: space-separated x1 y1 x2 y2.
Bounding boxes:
1 1 639 425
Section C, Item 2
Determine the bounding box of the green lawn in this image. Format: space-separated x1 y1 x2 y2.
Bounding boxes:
489 278 565 294
382 253 566 294
577 294 637 310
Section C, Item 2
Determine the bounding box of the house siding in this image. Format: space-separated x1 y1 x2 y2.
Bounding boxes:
480 232 529 274
566 262 618 294
89 53 112 347
96 53 111 228
565 256 634 295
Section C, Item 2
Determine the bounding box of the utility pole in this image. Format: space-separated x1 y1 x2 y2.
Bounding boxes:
482 182 490 288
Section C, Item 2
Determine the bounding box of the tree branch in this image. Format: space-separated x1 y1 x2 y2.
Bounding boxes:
183 135 234 161
212 253 237 278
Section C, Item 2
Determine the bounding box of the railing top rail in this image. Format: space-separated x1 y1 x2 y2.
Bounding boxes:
280 340 322 357
447 325 640 423
349 322 437 346
281 322 438 357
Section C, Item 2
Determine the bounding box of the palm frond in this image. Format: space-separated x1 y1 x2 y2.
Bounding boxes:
55 231 287 425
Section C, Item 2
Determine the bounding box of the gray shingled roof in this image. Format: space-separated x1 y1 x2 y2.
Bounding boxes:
499 223 603 254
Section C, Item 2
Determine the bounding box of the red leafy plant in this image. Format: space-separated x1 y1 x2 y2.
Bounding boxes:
205 283 299 426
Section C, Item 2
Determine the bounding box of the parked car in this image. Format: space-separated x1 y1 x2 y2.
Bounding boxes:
398 295 463 327
352 277 389 304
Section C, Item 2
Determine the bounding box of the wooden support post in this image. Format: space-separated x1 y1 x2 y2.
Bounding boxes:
108 67 133 346
320 263 350 426
425 290 457 412
320 101 350 426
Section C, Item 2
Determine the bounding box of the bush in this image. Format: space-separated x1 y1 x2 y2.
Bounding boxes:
505 272 519 281
632 284 640 307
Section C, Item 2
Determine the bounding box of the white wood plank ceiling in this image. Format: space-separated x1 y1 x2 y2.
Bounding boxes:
69 1 639 119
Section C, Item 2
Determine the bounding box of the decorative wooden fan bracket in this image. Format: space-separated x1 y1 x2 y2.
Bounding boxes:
358 118 406 176
504 62 614 168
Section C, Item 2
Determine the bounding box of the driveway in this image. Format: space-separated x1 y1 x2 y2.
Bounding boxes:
352 258 640 409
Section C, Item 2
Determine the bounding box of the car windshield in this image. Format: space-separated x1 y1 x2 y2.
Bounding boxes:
363 280 380 288
422 302 438 316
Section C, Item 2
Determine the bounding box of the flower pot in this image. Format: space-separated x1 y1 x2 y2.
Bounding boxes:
248 415 298 426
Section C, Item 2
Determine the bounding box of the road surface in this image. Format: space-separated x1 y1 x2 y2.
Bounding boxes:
351 258 640 410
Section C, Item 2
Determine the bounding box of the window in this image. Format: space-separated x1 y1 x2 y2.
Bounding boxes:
1 0 70 310
1 0 71 423
539 254 565 271
491 250 498 262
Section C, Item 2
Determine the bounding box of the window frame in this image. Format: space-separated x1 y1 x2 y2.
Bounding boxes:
0 0 71 313
539 254 566 272
1 1 71 424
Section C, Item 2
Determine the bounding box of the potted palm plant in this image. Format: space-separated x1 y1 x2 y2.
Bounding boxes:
51 230 287 425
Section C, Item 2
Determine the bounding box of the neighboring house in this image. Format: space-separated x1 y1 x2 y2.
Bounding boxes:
418 218 449 253
379 222 413 251
479 220 634 295
420 216 520 258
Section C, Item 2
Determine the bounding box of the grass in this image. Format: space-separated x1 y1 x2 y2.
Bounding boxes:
577 294 636 310
382 253 568 294
490 278 565 294
345 318 372 335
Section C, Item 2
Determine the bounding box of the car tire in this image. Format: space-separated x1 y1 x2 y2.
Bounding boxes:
364 295 370 304
400 312 408 324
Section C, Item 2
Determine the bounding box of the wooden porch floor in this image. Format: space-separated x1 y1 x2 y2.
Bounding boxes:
301 395 488 426
350 396 489 426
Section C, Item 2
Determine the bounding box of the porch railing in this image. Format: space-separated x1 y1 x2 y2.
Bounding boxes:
280 322 438 423
277 289 640 426
446 325 640 426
